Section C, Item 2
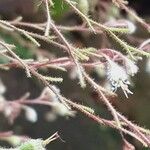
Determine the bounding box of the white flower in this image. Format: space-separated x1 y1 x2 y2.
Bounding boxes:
19 139 46 150
124 58 138 76
23 106 38 123
125 20 136 34
41 86 60 102
107 60 128 84
42 86 76 122
52 102 75 117
45 102 76 122
106 60 133 98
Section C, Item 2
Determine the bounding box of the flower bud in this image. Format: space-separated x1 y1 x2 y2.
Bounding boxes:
106 60 133 97
124 58 138 76
0 139 45 150
19 139 45 150
23 106 38 123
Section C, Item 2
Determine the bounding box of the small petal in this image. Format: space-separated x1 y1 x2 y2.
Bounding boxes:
126 20 136 34
52 102 76 117
107 60 128 83
23 106 38 123
45 111 57 122
125 58 138 76
41 86 60 102
45 102 76 122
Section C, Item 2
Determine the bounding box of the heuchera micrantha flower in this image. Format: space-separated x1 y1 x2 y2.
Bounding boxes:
106 60 133 98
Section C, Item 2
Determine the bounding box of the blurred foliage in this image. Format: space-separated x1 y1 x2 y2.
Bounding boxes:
51 0 69 19
0 32 33 60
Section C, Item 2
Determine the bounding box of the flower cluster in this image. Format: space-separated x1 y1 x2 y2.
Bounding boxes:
41 87 76 121
106 58 138 97
0 83 76 124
